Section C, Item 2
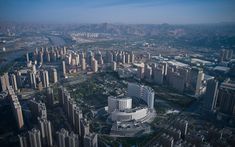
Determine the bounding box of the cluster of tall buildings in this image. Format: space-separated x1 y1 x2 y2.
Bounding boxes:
59 49 136 76
27 128 41 147
105 50 135 65
26 47 136 80
61 127 96 147
155 117 234 147
0 72 20 92
32 47 68 64
219 49 233 62
27 66 57 90
60 50 103 76
56 128 79 147
38 117 53 147
5 47 101 147
137 62 204 96
28 47 65 80
19 98 53 147
27 50 59 89
18 86 98 147
62 51 85 74
58 86 98 147
203 78 235 117
29 99 47 119
0 63 58 93
155 119 189 147
18 118 53 147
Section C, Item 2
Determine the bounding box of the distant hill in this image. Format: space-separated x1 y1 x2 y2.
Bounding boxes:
0 22 235 50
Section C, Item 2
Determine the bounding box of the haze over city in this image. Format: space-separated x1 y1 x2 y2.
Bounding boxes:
0 0 235 147
1 0 235 24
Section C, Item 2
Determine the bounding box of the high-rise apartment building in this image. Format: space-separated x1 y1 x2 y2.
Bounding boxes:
127 83 155 109
92 59 98 72
50 68 58 83
153 66 164 85
62 61 66 77
188 67 204 96
8 86 24 129
84 133 98 147
28 128 42 147
29 100 47 119
56 128 79 147
38 117 53 147
217 79 235 116
203 78 218 111
9 73 18 91
40 70 49 88
0 73 10 92
18 133 29 147
137 66 144 80
81 58 86 71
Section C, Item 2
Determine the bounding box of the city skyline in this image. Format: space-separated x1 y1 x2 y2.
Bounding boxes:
0 1 235 146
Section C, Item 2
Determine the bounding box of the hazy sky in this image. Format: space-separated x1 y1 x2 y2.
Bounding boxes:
0 0 235 24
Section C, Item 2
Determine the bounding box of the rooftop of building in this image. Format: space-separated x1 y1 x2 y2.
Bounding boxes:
221 79 235 90
108 95 132 101
167 60 189 68
214 66 230 72
112 106 148 113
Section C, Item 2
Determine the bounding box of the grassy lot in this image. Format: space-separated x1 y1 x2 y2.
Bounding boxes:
68 79 108 109
151 84 195 108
